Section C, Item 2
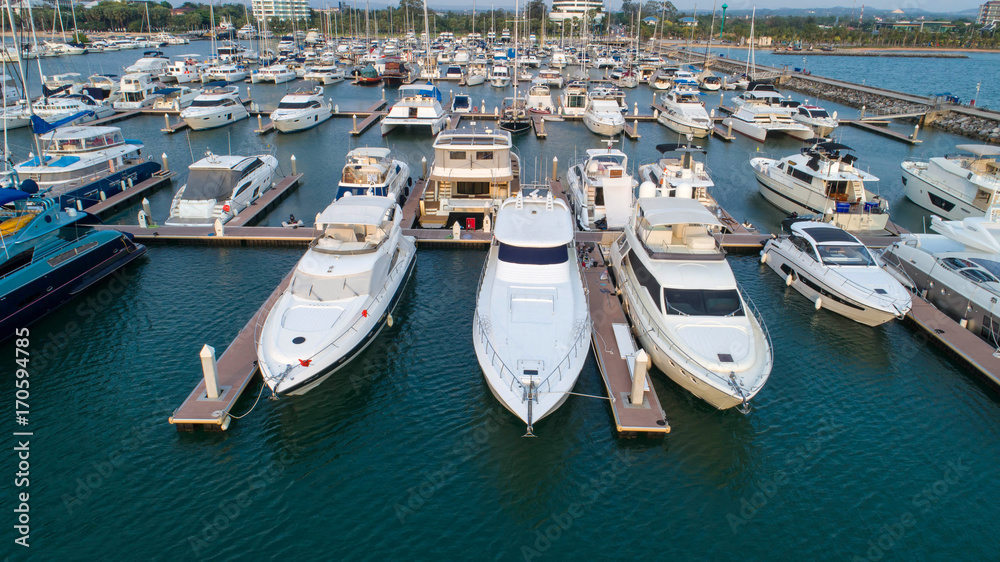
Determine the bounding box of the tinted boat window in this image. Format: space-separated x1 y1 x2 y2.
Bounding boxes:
663 288 744 316
498 243 567 265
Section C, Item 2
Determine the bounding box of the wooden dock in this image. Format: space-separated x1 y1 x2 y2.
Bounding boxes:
89 110 141 126
169 270 293 431
842 120 923 144
712 123 736 141
254 116 275 134
351 111 385 135
531 114 548 138
623 119 641 139
227 174 304 227
401 179 426 229
449 113 462 129
83 171 176 220
906 295 1000 387
584 260 670 437
161 117 189 133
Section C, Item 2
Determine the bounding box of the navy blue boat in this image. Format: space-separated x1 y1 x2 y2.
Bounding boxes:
0 188 146 342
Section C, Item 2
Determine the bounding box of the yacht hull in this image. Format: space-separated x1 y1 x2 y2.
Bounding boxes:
657 113 710 138
900 163 980 220
583 114 624 136
273 108 331 133
183 106 249 130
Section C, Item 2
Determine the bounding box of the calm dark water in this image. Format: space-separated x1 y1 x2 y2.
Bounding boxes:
2 44 998 560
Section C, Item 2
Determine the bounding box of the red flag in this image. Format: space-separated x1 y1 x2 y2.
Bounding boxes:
362 310 369 318
298 359 312 367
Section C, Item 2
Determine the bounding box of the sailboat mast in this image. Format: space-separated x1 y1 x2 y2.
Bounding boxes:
70 0 80 44
9 1 42 166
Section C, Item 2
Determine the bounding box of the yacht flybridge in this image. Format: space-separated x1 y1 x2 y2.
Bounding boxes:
418 127 519 229
566 142 636 230
337 147 410 200
256 196 417 395
762 220 911 326
610 196 773 412
901 144 1000 220
637 143 729 220
380 84 448 136
751 141 890 232
473 190 590 434
165 152 278 227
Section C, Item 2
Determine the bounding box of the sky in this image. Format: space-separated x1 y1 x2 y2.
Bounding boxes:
322 0 984 13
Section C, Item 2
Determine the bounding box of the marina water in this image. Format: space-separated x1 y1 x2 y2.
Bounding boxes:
3 44 998 559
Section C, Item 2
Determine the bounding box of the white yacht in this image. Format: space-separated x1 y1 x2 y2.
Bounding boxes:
489 64 511 87
901 144 1000 220
637 143 725 218
537 68 564 88
792 103 839 137
699 74 722 91
257 64 297 84
151 86 202 110
466 66 487 86
751 141 890 232
762 220 911 326
610 196 773 412
583 97 625 136
270 86 331 133
418 127 519 229
164 55 206 84
380 84 448 136
560 81 588 116
42 73 85 96
650 67 677 91
525 82 556 114
165 152 278 226
722 82 813 142
180 85 249 130
202 64 247 83
11 126 145 190
256 196 417 395
112 73 164 109
336 147 410 200
32 94 116 123
473 191 590 433
125 51 170 77
657 85 712 138
303 65 345 84
565 142 636 230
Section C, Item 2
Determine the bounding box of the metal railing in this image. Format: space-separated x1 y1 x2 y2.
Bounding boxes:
780 242 908 310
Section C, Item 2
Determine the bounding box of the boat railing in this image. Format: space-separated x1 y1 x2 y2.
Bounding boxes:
736 282 774 374
784 242 907 309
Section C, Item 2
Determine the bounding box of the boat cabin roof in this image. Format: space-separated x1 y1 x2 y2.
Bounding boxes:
957 144 1000 158
638 197 722 228
495 195 573 247
347 147 392 162
434 128 511 148
42 126 122 141
317 196 394 226
789 221 862 245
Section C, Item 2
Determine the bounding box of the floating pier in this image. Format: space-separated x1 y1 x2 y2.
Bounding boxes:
227 173 304 227
83 171 176 220
842 120 923 144
89 110 141 126
905 296 1000 387
169 271 292 431
161 116 189 133
351 111 385 135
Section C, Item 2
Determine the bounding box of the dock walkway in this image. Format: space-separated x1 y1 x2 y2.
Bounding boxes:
227 174 303 227
906 296 1000 387
83 171 176 220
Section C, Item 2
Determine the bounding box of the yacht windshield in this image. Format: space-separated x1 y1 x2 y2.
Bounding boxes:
817 244 874 266
189 99 224 107
663 288 744 316
290 271 371 301
182 168 241 200
277 101 317 109
498 243 567 265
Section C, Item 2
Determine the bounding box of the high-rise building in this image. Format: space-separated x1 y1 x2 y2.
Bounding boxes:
252 0 310 21
549 0 605 24
979 1 1000 25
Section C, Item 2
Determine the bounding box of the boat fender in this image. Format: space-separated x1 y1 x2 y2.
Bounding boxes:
760 252 768 264
786 273 794 287
387 313 394 327
408 177 413 187
814 297 822 311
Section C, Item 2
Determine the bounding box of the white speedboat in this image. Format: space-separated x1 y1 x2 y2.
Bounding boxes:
751 141 890 232
303 65 345 84
270 86 331 133
489 64 510 87
165 152 278 226
525 81 556 114
32 94 116 123
792 103 839 137
180 85 249 130
380 84 448 136
583 97 625 136
473 190 590 433
164 55 206 84
901 144 1000 220
151 86 202 110
610 196 773 411
451 93 473 113
257 64 297 84
336 147 410 200
256 196 417 395
466 67 486 86
722 82 813 142
657 85 711 138
762 220 911 326
565 142 636 230
699 74 722 91
650 67 677 91
112 73 164 109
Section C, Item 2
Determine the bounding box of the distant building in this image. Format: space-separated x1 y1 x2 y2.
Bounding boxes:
979 1 1000 25
642 16 658 25
549 0 605 24
171 7 195 16
873 20 961 32
252 0 310 21
679 17 697 27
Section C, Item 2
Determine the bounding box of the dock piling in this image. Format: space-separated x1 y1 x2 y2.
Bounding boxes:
257 115 263 131
142 197 152 219
161 152 169 172
552 156 558 180
352 114 358 133
214 218 224 237
484 214 492 233
291 154 297 176
452 222 460 239
631 350 650 405
912 124 920 141
633 102 638 116
164 114 170 130
200 344 221 399
421 156 427 178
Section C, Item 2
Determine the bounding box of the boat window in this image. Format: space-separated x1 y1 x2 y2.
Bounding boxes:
810 109 829 118
788 167 814 184
826 181 850 198
239 158 263 179
627 250 661 309
959 268 998 284
498 243 567 265
968 259 1000 281
817 244 875 266
476 151 494 160
290 271 371 301
455 181 491 196
662 288 744 317
788 235 816 258
277 101 317 109
189 99 222 107
182 168 241 200
449 151 466 160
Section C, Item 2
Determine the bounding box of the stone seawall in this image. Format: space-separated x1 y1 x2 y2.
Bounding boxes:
707 59 1000 143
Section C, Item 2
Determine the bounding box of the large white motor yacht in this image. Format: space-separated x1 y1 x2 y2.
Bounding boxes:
337 147 410 200
762 220 911 326
257 64 297 84
722 82 813 142
473 190 590 433
150 86 202 110
164 55 206 84
537 68 564 88
380 84 448 136
560 81 588 116
180 85 249 130
901 144 1000 220
610 196 773 411
165 152 278 226
112 73 164 109
489 64 511 87
525 81 556 114
751 141 890 232
657 85 712 138
32 94 116 123
583 97 625 136
202 64 247 83
637 143 731 219
270 85 331 133
566 142 636 230
125 51 170 77
256 196 417 395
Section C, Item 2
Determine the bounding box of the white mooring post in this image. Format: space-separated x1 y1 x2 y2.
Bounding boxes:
633 102 638 116
161 152 169 172
352 114 358 133
200 344 220 399
552 156 558 180
142 197 152 218
421 156 427 178
257 114 263 131
911 124 920 141
164 113 170 129
631 349 650 405
291 154 297 175
483 213 492 233
452 221 461 239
